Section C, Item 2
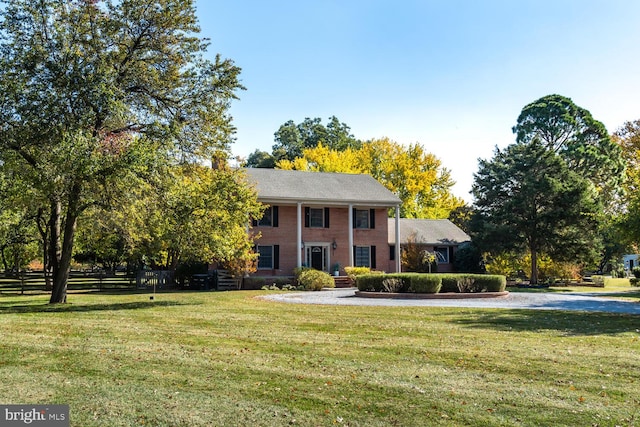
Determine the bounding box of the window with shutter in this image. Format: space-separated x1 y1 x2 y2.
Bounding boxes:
354 246 371 267
257 245 274 269
306 207 326 228
256 206 278 227
354 209 370 229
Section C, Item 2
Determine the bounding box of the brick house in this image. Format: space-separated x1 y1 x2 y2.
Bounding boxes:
389 218 471 273
246 168 402 276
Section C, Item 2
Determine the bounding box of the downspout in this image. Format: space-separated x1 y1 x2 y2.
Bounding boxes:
395 204 401 272
297 202 302 268
348 203 354 266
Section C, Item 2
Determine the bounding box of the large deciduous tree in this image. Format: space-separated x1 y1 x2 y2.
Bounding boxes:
269 116 362 163
0 0 244 303
613 119 640 250
145 165 263 272
277 138 465 219
472 141 601 284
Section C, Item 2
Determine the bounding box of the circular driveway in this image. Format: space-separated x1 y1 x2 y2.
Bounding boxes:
261 288 640 315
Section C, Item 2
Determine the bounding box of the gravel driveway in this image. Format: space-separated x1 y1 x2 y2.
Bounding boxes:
261 288 640 315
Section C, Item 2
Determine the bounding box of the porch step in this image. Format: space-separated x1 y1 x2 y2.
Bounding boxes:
333 276 353 288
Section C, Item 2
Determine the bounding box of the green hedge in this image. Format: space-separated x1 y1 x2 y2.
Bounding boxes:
439 274 506 293
356 273 441 294
356 273 505 293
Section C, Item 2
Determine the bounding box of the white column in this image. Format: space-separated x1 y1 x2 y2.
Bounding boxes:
395 205 401 272
297 202 302 268
348 203 354 266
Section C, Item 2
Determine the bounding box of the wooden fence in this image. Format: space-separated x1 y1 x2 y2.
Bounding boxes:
0 269 241 294
216 270 241 291
0 271 136 294
135 269 240 291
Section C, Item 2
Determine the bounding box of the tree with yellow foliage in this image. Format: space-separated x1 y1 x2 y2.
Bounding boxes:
278 138 464 218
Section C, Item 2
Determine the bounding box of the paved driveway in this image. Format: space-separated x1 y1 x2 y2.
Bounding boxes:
261 289 640 315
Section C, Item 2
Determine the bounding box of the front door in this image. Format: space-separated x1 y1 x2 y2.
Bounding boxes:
311 246 324 270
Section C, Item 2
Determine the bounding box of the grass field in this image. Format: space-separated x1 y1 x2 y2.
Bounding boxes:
0 290 638 426
509 278 640 302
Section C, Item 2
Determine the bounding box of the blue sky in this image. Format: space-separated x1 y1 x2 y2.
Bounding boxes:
194 1 640 202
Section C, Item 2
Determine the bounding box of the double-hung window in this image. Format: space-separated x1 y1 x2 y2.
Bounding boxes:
305 207 330 228
255 206 278 227
257 245 279 269
309 208 324 228
353 208 375 229
354 246 376 268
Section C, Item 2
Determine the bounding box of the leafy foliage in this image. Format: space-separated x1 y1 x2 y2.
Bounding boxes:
278 138 465 218
452 242 485 273
270 116 362 162
400 232 437 273
485 251 583 283
513 94 625 206
297 269 335 291
613 119 640 251
344 266 378 281
0 1 245 302
355 273 431 293
472 139 601 284
439 274 506 293
244 150 277 168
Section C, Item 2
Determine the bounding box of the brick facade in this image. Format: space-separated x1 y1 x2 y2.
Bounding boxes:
253 205 396 276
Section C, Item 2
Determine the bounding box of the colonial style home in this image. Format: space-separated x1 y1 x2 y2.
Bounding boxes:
246 168 402 276
388 218 471 273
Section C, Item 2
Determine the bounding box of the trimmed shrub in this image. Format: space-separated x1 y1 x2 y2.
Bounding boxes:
382 277 404 293
630 278 640 287
355 274 386 292
356 273 441 293
475 275 507 292
435 274 506 293
357 273 505 293
293 266 312 282
298 269 335 291
344 266 383 281
406 274 442 293
632 267 640 279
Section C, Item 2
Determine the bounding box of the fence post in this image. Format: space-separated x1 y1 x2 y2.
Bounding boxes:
20 271 25 295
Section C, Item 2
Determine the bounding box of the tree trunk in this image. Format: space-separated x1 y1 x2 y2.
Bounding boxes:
36 208 52 290
49 192 80 304
0 245 7 272
530 248 538 285
50 214 77 303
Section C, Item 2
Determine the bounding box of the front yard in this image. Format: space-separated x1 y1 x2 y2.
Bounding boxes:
0 290 638 426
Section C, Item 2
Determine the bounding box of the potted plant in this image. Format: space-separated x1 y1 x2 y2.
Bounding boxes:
332 263 340 277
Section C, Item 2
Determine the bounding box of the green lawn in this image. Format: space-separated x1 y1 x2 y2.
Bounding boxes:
0 290 638 426
509 278 640 302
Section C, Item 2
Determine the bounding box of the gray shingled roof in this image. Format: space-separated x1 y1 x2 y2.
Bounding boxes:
244 168 401 206
389 218 470 245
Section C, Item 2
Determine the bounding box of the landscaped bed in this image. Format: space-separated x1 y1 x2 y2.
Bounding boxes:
355 273 507 298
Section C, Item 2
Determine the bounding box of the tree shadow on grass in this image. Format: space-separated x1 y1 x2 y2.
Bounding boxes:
452 309 639 336
0 299 193 314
